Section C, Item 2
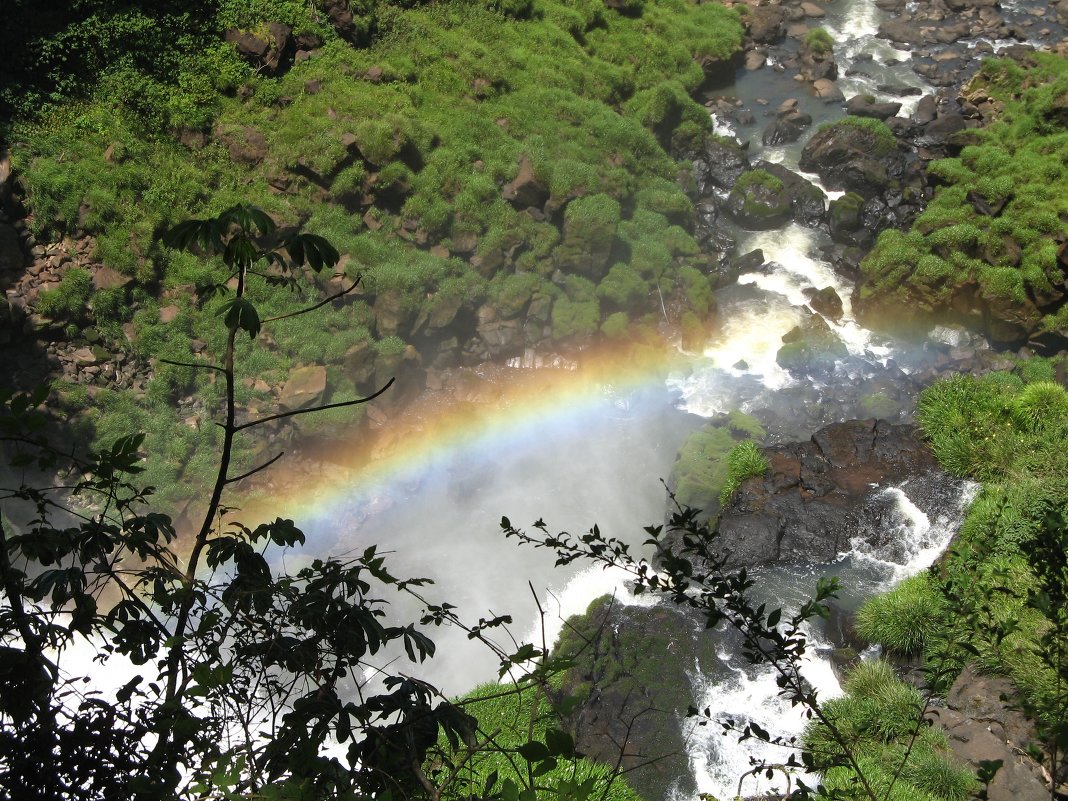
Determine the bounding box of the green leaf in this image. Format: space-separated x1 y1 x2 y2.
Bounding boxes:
545 728 575 757
517 741 550 762
217 297 261 339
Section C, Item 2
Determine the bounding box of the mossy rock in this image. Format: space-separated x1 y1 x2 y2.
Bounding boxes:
725 168 792 229
553 596 723 801
776 313 848 376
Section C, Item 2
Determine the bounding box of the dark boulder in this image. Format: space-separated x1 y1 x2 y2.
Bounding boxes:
807 286 844 320
746 6 787 44
762 110 813 146
554 597 722 801
799 118 904 199
845 94 902 120
688 136 750 196
725 168 793 229
828 192 872 247
703 420 958 568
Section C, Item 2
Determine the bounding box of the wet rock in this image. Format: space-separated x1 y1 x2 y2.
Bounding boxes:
798 37 838 82
732 248 766 274
725 169 793 230
776 311 848 376
554 597 722 801
704 420 958 567
812 78 845 102
687 136 750 196
746 6 787 44
799 117 904 199
845 94 903 120
807 286 844 320
828 192 871 247
762 109 813 145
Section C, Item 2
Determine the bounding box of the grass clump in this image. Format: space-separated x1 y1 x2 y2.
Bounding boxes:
35 268 93 322
804 27 834 54
855 573 945 655
804 661 977 801
718 439 768 506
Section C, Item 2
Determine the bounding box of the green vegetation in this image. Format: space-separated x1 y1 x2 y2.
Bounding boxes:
447 682 642 801
859 55 1068 327
819 116 898 157
718 439 768 506
855 573 945 655
7 0 742 502
670 419 763 513
805 661 978 801
733 168 785 194
803 27 835 55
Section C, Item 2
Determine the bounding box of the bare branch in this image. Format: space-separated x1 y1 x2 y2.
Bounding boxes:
233 378 395 432
157 357 226 374
261 276 362 325
225 451 286 485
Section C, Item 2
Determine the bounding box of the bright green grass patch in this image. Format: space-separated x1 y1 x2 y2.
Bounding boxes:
855 573 945 655
718 439 768 506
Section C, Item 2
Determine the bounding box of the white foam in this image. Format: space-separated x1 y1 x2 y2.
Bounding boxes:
683 627 843 800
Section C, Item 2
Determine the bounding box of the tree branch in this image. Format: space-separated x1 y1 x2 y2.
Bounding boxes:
157 357 225 374
261 276 361 324
225 451 285 485
233 378 394 432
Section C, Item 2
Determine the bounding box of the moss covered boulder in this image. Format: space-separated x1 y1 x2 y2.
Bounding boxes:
799 117 904 198
553 596 723 801
776 312 848 376
725 168 793 229
554 194 621 279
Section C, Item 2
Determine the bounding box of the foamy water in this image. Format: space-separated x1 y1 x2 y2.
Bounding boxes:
668 224 891 417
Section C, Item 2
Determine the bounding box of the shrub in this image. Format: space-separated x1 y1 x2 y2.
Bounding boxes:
804 27 834 54
1010 380 1068 432
855 573 945 655
35 267 93 322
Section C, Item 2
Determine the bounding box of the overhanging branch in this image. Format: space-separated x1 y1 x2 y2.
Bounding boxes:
262 276 361 325
233 378 394 432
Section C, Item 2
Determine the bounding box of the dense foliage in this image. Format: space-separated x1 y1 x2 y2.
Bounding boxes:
859 55 1068 336
7 0 742 506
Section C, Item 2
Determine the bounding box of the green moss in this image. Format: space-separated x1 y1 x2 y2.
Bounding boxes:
733 168 785 194
551 297 600 340
804 27 834 54
820 116 897 157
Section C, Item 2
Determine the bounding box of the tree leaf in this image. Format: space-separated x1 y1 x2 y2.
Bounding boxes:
217 297 261 339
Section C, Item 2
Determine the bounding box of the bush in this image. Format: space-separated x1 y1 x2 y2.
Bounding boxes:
35 268 93 322
804 27 834 54
855 573 945 654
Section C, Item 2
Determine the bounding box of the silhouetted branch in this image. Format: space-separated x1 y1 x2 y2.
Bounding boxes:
233 378 394 432
225 451 285 484
262 277 361 324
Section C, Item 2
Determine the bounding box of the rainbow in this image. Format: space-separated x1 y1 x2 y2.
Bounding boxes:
236 338 696 536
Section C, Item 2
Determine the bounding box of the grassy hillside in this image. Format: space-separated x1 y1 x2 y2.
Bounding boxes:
4 0 742 504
